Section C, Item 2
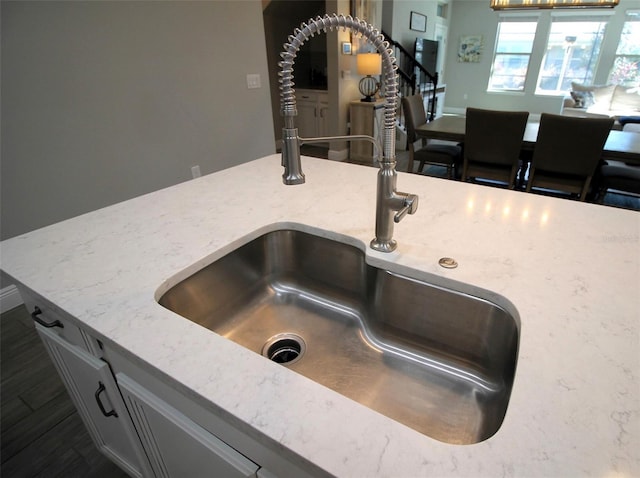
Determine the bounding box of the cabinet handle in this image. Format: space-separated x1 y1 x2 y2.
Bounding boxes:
95 382 118 418
31 306 64 328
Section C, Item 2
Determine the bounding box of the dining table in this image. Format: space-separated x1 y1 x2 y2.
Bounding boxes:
415 115 640 165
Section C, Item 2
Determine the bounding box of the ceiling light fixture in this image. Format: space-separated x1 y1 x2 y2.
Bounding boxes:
490 0 619 10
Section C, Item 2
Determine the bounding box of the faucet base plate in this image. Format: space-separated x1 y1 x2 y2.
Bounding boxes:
370 238 398 253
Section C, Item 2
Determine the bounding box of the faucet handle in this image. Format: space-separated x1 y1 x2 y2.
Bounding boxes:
394 194 419 223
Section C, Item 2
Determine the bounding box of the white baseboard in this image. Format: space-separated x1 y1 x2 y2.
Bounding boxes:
328 148 349 161
1 285 24 314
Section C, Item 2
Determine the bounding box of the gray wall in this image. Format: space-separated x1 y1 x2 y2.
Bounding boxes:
1 1 275 240
382 0 447 51
443 0 640 115
381 0 453 83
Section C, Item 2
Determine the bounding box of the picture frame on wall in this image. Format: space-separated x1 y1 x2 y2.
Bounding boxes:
410 11 427 32
458 35 483 63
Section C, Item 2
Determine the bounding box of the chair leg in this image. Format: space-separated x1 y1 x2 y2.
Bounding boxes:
508 166 518 190
579 178 593 202
525 167 534 193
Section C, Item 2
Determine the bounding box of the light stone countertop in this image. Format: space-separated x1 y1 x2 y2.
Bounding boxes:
1 155 639 477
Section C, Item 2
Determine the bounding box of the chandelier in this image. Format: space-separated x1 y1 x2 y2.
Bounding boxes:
490 0 619 9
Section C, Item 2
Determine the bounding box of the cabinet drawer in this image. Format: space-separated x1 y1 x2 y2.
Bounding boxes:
19 286 97 353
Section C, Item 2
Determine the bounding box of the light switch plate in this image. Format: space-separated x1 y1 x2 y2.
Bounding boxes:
246 74 261 89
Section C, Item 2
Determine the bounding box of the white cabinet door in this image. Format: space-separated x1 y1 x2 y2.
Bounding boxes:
36 325 149 478
297 97 317 138
117 373 259 478
349 100 385 163
318 102 329 137
296 90 330 140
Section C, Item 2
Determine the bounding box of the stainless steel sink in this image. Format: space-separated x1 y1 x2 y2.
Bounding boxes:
158 229 520 445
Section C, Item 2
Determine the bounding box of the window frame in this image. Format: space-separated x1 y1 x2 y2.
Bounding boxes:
535 13 610 95
487 15 540 93
609 9 640 86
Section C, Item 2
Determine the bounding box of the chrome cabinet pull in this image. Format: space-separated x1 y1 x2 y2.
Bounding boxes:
31 306 64 328
95 381 118 418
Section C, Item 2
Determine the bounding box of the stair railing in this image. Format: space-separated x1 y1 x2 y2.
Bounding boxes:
381 30 439 124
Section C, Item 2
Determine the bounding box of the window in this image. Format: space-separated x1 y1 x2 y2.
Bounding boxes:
536 17 608 95
609 10 640 86
488 20 538 92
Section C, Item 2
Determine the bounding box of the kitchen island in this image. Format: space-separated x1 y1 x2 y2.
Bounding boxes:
1 155 638 477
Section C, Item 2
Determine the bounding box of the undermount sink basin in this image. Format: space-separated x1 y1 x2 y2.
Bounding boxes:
158 229 520 445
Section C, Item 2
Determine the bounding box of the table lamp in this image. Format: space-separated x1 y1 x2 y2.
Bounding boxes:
357 53 382 102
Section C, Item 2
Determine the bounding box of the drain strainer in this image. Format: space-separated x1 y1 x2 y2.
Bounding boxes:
439 257 458 269
262 333 306 365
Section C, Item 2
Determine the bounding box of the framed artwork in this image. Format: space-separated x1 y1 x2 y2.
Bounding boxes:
342 42 352 55
410 11 427 32
458 35 483 63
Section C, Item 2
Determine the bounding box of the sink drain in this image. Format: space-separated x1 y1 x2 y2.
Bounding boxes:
262 333 306 365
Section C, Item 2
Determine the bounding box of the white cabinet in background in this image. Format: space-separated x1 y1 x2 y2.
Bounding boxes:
117 373 259 478
36 325 150 478
295 90 329 139
349 99 385 164
318 99 329 137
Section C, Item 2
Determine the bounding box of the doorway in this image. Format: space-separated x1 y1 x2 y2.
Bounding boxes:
262 1 327 148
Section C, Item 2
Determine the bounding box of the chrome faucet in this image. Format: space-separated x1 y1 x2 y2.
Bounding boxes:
279 14 418 253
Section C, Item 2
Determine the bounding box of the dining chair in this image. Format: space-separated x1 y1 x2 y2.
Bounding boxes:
462 107 529 189
526 113 614 201
402 94 461 178
596 123 640 201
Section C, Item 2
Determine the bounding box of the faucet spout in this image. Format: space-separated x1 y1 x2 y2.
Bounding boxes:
279 14 419 252
282 127 304 185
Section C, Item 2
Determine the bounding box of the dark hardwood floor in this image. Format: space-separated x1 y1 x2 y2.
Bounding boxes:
1 305 129 477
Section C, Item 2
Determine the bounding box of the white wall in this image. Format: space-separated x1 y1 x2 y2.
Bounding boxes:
443 0 640 115
383 0 445 49
381 0 452 82
1 1 275 240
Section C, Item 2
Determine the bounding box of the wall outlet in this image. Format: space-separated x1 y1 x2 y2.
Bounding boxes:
246 73 261 89
191 165 201 179
463 93 468 100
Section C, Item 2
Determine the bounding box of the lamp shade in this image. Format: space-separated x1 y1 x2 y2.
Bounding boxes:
357 53 382 76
